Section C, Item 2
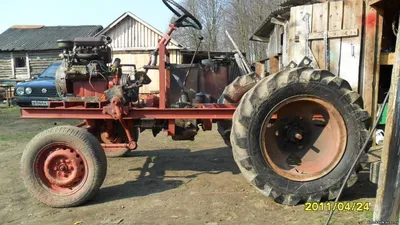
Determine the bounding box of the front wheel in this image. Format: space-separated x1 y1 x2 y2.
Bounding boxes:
231 68 370 205
21 126 107 207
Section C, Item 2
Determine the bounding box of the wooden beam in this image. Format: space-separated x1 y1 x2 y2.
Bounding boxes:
380 53 395 65
369 0 384 7
10 53 15 79
269 56 280 74
328 0 344 76
255 61 266 78
362 5 379 119
26 52 30 78
308 28 359 40
374 15 400 223
372 7 384 142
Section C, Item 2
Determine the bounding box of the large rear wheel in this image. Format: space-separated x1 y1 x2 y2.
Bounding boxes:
217 73 258 147
231 68 370 205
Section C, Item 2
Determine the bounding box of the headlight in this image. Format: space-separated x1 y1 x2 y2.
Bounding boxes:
16 87 24 95
25 87 32 95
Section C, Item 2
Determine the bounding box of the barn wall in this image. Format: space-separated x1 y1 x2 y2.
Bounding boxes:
281 0 363 91
28 51 60 76
106 16 178 50
0 51 60 80
0 53 12 79
112 49 182 93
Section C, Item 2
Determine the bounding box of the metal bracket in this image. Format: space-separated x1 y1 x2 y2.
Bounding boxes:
324 31 330 70
298 57 313 67
285 61 298 70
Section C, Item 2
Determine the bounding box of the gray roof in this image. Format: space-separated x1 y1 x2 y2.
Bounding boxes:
250 0 315 42
0 25 103 52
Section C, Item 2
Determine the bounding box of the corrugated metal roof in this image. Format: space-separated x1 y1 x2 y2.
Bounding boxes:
250 6 291 42
250 0 315 42
0 25 103 52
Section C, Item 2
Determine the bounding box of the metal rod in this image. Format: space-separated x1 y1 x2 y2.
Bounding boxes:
183 36 203 88
225 30 252 73
324 89 391 225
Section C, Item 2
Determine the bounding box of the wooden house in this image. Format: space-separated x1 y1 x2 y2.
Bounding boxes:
95 12 184 93
0 25 103 80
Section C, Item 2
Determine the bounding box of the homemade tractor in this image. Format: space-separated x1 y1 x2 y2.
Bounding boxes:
20 0 370 207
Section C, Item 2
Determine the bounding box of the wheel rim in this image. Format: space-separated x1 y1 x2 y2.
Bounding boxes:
35 144 88 194
259 96 347 182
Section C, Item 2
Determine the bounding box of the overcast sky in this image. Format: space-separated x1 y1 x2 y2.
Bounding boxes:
0 0 176 34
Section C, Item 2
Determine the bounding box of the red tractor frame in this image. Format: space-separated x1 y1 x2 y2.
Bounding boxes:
20 0 370 208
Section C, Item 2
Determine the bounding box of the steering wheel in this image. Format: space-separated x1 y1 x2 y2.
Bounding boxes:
162 0 203 30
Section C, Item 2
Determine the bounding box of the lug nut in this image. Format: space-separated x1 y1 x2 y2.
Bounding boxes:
295 133 303 140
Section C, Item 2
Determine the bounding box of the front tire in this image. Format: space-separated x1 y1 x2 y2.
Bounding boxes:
21 126 107 207
230 68 370 205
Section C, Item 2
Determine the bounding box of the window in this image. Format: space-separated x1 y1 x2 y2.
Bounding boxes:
39 62 61 78
15 57 26 68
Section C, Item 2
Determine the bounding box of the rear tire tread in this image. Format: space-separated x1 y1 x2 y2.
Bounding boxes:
230 68 370 205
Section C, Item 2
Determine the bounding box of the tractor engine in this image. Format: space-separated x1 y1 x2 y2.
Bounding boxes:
54 36 147 105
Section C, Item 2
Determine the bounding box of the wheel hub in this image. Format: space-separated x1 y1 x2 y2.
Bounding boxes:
260 96 347 181
39 146 86 191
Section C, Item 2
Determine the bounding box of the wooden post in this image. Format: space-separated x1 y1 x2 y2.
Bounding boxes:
26 52 31 78
269 56 280 74
255 60 266 78
373 16 400 223
10 53 15 78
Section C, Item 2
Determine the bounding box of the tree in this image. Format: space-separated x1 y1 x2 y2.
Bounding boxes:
171 0 275 61
171 0 227 51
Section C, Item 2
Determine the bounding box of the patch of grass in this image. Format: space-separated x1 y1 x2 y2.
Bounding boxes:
0 133 33 142
364 209 373 221
0 142 12 147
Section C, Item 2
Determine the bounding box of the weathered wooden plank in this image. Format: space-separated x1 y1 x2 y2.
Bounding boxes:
288 5 313 65
267 25 283 57
311 2 329 70
309 28 358 40
255 61 266 78
282 21 289 66
371 7 384 144
270 56 280 74
374 16 400 222
29 58 59 62
26 53 31 77
380 53 395 65
288 7 297 65
328 1 344 76
10 53 15 78
338 0 363 91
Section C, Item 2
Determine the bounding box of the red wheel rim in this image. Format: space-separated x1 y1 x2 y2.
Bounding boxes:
259 96 347 181
35 144 88 194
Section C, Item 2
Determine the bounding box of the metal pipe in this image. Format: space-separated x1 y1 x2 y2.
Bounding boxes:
183 36 204 88
225 30 252 73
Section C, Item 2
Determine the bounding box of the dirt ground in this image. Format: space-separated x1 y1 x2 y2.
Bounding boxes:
0 106 378 225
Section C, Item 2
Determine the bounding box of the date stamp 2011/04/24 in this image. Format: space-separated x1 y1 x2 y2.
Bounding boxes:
304 202 370 211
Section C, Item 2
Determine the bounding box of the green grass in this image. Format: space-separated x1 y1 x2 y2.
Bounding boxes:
364 209 374 221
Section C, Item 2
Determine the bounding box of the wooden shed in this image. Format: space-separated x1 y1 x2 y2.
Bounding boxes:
250 0 400 128
0 25 103 80
95 12 184 93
